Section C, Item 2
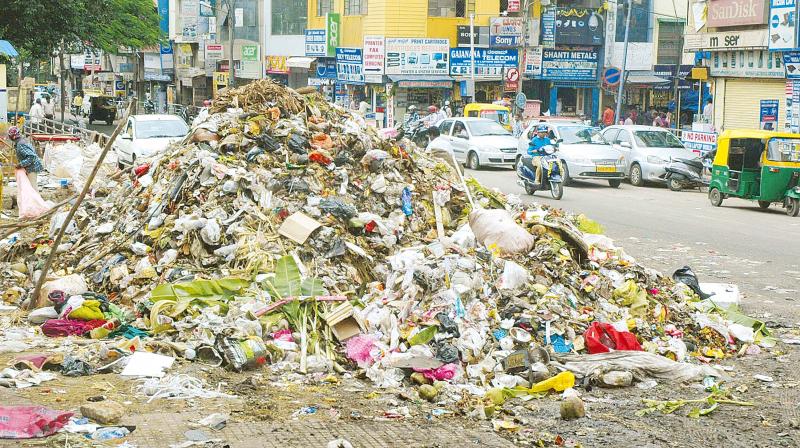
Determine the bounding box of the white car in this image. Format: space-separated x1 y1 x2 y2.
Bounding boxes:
436 117 519 169
114 114 189 166
517 121 626 188
601 125 697 186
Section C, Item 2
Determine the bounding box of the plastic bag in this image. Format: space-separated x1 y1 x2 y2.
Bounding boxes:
45 142 83 180
584 322 643 354
672 266 712 299
556 351 724 383
497 260 529 290
15 169 53 219
469 208 535 255
0 405 73 438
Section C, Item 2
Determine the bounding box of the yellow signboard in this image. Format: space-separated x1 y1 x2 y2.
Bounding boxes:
212 71 229 98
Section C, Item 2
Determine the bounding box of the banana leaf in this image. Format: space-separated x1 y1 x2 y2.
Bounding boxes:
301 277 328 296
150 277 250 317
270 256 301 298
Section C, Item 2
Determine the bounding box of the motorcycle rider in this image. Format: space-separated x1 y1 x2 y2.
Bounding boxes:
527 124 552 184
443 100 453 117
424 105 442 128
404 105 420 127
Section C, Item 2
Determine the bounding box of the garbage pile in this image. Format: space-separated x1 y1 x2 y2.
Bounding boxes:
0 80 770 421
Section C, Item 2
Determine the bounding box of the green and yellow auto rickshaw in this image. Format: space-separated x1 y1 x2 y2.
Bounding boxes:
709 129 800 216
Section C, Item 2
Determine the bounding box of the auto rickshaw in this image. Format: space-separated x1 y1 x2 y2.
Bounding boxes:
88 95 117 125
708 129 800 216
464 103 512 131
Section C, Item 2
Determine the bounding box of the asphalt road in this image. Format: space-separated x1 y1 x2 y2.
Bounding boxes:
468 167 800 324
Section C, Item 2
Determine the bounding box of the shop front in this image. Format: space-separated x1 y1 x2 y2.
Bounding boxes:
541 47 600 121
387 76 454 127
450 48 518 106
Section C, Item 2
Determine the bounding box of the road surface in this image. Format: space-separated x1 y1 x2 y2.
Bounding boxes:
468 167 800 324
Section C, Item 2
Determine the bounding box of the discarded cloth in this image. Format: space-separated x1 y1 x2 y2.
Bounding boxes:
0 405 72 438
584 322 643 354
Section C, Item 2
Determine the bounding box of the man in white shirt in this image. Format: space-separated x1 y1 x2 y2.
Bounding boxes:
42 95 55 120
29 99 45 124
702 99 713 122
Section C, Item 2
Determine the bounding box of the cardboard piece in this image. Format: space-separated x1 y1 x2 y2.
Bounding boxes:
278 212 322 244
325 301 364 341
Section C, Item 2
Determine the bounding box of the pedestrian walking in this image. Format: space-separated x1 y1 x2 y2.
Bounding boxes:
703 98 714 121
29 98 44 125
602 106 614 127
6 126 43 192
43 95 55 120
624 113 634 125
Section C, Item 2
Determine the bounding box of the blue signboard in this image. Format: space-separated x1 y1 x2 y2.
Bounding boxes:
541 49 598 81
336 48 364 84
315 58 337 79
761 99 779 129
541 7 556 48
490 35 523 48
784 51 800 79
157 0 169 33
449 48 518 77
769 0 797 51
305 29 327 57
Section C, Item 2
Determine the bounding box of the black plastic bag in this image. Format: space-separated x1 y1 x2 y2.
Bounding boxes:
672 266 712 299
287 133 309 154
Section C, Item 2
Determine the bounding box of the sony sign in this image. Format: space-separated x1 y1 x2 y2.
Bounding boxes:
707 0 768 28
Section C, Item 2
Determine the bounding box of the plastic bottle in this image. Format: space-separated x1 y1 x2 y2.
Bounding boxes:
401 187 413 216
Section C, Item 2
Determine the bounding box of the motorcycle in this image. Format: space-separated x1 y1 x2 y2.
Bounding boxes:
143 99 156 114
516 144 564 200
397 120 430 147
663 152 713 191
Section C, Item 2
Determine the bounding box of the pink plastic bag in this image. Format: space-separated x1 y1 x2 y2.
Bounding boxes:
0 406 73 439
346 335 377 367
413 363 459 382
15 169 52 219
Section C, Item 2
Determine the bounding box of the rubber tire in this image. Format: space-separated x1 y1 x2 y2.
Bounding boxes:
467 152 480 170
630 163 644 187
709 188 724 207
758 201 771 210
561 160 572 186
608 179 621 188
668 178 683 191
551 182 564 200
787 198 800 217
524 183 535 195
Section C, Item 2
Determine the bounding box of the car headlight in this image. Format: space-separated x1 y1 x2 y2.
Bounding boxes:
647 155 667 164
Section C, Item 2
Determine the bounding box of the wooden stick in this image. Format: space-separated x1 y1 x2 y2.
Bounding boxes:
29 103 133 309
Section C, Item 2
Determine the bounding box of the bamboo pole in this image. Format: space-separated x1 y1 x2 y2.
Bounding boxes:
29 102 133 309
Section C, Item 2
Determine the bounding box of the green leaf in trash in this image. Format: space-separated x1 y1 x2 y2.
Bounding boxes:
408 326 437 346
271 256 302 298
301 277 328 296
150 277 249 302
575 214 604 234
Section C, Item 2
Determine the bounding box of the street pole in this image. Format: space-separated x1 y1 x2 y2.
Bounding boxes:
59 44 65 122
226 0 236 87
517 0 530 95
470 13 475 102
614 0 633 124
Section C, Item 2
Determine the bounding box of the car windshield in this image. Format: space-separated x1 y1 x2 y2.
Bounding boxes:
557 126 608 145
480 110 510 125
136 119 189 139
633 130 684 148
467 120 511 136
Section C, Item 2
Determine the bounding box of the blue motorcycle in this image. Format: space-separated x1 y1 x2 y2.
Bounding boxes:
516 144 564 200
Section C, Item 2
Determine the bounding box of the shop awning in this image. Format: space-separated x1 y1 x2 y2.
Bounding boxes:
388 75 454 89
287 57 316 69
0 40 19 58
626 70 671 85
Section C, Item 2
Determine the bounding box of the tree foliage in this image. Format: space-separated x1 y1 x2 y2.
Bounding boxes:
0 0 162 59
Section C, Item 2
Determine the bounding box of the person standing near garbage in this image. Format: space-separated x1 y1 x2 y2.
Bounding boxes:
42 95 55 121
7 126 43 192
29 98 45 125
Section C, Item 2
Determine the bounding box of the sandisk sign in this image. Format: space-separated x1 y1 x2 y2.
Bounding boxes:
707 0 769 28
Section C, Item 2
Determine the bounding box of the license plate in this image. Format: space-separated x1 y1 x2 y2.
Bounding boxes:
597 165 616 173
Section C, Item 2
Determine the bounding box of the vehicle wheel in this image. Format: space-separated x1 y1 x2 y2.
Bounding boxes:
106 119 113 125
758 200 771 210
515 155 522 169
786 198 800 217
709 188 724 207
117 160 125 170
524 183 535 195
551 182 564 200
630 163 644 187
608 179 622 188
467 152 480 170
668 178 683 191
561 161 572 186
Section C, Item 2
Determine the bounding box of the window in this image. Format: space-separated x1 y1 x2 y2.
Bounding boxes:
428 0 466 18
633 131 684 148
616 0 651 43
602 129 620 143
273 0 307 35
768 139 800 162
439 120 454 135
467 120 510 136
453 121 468 138
345 0 367 15
318 0 334 16
557 126 608 145
616 130 632 145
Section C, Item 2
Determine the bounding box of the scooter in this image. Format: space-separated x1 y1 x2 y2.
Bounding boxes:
143 99 156 114
663 153 712 191
397 120 430 147
516 144 564 200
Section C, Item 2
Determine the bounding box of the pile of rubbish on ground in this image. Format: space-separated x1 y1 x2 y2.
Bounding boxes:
0 80 771 436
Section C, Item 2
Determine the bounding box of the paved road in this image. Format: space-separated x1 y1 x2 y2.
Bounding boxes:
468 167 800 324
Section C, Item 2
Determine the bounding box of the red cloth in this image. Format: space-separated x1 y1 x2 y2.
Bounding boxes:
584 322 643 354
40 319 106 337
0 406 73 439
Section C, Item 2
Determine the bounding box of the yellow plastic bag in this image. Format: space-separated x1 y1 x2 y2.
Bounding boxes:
68 300 104 321
529 371 575 393
613 280 648 318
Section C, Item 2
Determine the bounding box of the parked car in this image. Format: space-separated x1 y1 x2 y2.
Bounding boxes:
436 117 519 169
601 125 698 186
516 120 625 187
113 114 189 167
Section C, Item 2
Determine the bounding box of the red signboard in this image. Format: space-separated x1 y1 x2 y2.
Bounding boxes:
707 0 769 28
507 0 520 13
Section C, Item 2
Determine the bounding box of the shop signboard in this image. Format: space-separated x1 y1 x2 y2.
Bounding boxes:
200 0 215 16
711 49 784 78
180 0 199 41
507 0 520 13
326 13 341 57
653 64 677 91
336 47 364 84
385 38 449 75
305 30 327 57
708 0 769 28
523 46 543 76
363 36 385 75
760 99 779 129
555 8 604 46
160 42 174 76
489 17 524 47
158 0 169 33
266 56 289 74
205 44 223 76
541 48 599 81
315 58 337 79
541 7 556 48
684 29 769 51
768 0 796 51
449 48 518 77
784 51 800 79
456 26 490 47
239 45 261 79
681 130 718 155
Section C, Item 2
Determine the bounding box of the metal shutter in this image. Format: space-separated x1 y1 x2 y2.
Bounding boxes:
722 79 786 130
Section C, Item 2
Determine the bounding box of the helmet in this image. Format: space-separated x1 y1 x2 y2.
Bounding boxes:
428 105 438 113
536 124 548 133
445 101 450 106
6 126 20 140
408 105 417 111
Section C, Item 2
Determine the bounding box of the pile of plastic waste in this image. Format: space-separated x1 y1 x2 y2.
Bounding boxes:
0 80 771 417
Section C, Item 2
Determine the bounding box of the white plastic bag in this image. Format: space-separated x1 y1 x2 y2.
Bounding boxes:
497 260 530 290
16 169 53 219
469 208 535 255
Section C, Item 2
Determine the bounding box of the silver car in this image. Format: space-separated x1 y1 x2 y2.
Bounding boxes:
437 117 519 169
601 125 698 186
516 121 626 188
